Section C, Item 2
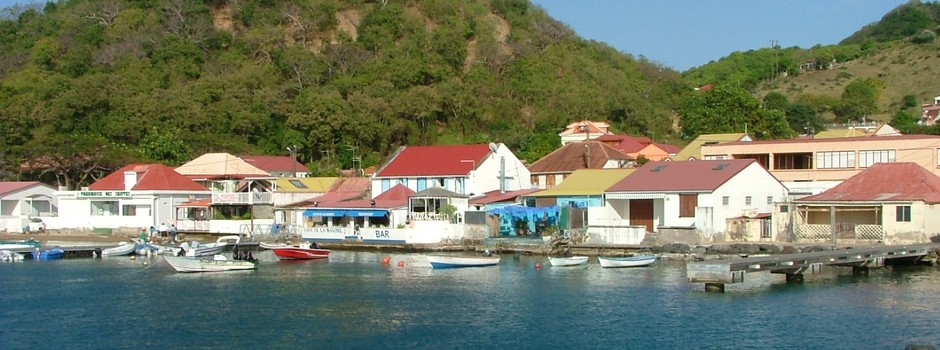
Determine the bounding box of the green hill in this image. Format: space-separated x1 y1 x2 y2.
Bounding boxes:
0 0 687 188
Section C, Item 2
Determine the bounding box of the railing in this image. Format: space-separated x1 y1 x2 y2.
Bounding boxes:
211 192 273 205
410 212 448 221
176 219 210 232
854 224 884 240
796 223 883 241
796 224 831 240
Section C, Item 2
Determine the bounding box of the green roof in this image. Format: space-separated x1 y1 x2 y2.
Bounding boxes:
673 133 747 161
275 177 338 192
527 169 634 197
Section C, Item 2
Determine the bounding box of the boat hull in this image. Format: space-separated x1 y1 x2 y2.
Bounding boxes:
427 256 500 269
548 256 589 267
35 247 64 260
102 242 137 256
272 247 330 260
164 256 257 273
598 255 657 268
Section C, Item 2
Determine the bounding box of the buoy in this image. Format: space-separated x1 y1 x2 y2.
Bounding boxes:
381 256 392 265
143 261 148 266
130 255 136 260
397 260 405 267
535 262 541 269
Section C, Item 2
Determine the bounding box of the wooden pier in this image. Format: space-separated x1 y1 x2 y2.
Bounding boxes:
686 243 940 292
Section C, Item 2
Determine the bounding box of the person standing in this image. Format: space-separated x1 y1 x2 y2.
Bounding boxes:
159 223 169 240
139 228 147 243
170 225 178 243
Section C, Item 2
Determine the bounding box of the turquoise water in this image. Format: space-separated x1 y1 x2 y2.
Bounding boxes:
1 251 939 349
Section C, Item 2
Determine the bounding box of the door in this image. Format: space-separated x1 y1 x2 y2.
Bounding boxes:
629 199 654 233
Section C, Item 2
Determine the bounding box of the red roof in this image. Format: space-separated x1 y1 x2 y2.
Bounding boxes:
374 184 415 201
470 188 540 205
88 164 209 191
527 141 632 174
716 134 940 147
607 159 757 192
799 163 940 203
0 182 49 196
240 155 308 173
375 144 492 177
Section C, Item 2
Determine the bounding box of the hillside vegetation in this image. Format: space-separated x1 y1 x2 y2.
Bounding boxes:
0 0 686 188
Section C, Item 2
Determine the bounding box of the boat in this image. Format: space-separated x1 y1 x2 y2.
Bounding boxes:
548 256 589 267
1 250 24 262
427 255 500 269
135 243 160 256
164 254 257 273
271 241 329 260
180 235 240 257
598 255 657 268
34 247 64 260
0 238 42 250
101 242 137 256
259 242 290 250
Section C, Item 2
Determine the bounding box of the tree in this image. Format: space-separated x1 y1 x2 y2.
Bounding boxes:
763 92 788 111
678 85 795 140
890 110 920 134
139 126 191 165
836 78 882 122
785 103 826 135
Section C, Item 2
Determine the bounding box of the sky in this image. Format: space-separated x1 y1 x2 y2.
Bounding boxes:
530 0 912 71
0 0 914 72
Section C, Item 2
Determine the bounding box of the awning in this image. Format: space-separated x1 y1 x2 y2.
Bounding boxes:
303 209 348 217
345 209 389 217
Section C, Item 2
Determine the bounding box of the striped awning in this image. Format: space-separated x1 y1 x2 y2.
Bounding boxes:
605 193 665 200
303 209 348 217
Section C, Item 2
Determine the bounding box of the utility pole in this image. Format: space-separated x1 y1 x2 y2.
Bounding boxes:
287 145 297 176
770 39 778 80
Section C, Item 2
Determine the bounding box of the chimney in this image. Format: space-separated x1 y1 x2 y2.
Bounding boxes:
123 171 138 191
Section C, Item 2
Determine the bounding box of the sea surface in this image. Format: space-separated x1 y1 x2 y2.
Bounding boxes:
1 250 939 350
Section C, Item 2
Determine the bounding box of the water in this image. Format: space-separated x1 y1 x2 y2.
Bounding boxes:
2 251 940 349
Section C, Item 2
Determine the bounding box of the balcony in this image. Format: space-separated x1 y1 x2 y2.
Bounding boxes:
211 192 273 205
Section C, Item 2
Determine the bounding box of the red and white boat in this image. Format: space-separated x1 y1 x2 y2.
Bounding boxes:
271 241 330 260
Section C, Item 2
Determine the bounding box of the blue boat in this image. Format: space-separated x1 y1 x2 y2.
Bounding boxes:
34 247 64 260
427 255 500 269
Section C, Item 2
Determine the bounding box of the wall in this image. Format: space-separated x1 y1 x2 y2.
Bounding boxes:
883 202 932 244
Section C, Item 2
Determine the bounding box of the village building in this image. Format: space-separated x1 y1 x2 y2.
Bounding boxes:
558 120 611 145
0 181 57 233
54 164 209 231
603 159 788 245
788 162 940 245
700 134 940 197
671 133 750 161
920 95 940 126
370 143 530 198
528 141 633 189
594 134 679 161
240 154 309 178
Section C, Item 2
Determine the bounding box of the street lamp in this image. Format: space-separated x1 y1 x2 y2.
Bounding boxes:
286 145 297 176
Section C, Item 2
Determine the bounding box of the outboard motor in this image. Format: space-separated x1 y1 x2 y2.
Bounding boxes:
94 248 102 259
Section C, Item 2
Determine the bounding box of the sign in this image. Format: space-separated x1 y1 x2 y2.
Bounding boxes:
78 191 132 198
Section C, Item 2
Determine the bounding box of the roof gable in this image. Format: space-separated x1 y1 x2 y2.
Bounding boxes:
528 141 632 173
469 188 540 205
89 164 208 191
799 162 940 203
607 159 756 192
274 177 338 192
175 153 269 178
411 186 469 198
529 169 634 197
374 184 416 201
375 144 491 177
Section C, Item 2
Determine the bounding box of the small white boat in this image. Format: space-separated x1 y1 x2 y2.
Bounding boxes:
101 242 137 256
181 235 240 257
548 256 589 267
427 255 500 269
164 255 257 273
598 255 657 268
259 242 290 250
1 250 24 261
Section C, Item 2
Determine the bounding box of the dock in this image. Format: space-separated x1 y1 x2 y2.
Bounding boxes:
686 243 940 292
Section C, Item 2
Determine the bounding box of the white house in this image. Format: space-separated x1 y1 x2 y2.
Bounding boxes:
54 164 209 231
370 143 530 198
602 159 789 244
0 182 57 233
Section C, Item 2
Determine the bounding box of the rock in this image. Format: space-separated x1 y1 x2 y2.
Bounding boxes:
781 246 799 254
732 243 759 255
758 244 782 254
690 246 707 255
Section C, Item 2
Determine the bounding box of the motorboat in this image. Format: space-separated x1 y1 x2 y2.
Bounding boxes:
427 255 500 269
548 256 589 267
180 235 240 257
271 241 329 260
164 254 257 273
1 250 24 261
0 238 42 250
259 242 290 250
598 255 657 268
101 241 137 256
34 247 64 260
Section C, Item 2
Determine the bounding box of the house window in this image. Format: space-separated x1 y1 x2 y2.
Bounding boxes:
381 179 390 192
722 196 729 206
546 175 556 188
896 206 911 222
417 178 428 191
766 196 773 205
679 194 697 217
780 205 789 213
91 201 118 216
456 178 465 194
288 180 307 188
816 151 855 169
760 219 771 238
704 155 728 160
122 205 136 216
745 196 752 206
858 150 895 168
531 175 540 187
436 178 444 187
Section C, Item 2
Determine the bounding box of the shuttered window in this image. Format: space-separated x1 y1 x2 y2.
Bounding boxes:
679 194 697 217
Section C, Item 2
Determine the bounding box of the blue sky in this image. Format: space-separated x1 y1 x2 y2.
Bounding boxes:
530 0 912 71
0 0 914 72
